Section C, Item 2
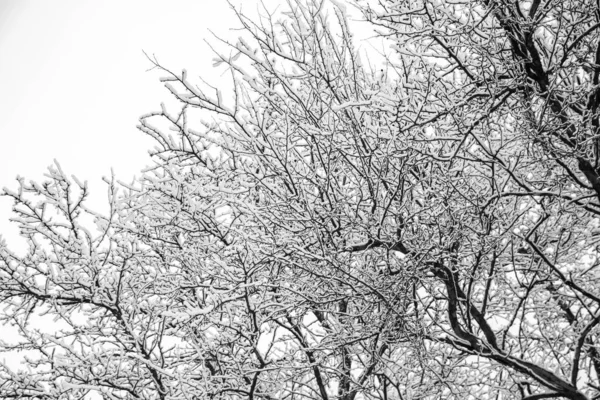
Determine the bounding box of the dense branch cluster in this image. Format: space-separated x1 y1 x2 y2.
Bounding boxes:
3 0 600 399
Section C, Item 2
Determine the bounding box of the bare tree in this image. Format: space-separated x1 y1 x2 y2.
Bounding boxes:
3 0 600 399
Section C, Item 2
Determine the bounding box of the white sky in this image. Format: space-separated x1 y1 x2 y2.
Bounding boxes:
0 0 378 252
0 0 243 251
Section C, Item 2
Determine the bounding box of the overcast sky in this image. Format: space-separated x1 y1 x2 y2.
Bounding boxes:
0 0 244 251
0 0 375 253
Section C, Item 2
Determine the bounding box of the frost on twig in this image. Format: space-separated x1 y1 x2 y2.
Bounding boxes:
4 0 600 399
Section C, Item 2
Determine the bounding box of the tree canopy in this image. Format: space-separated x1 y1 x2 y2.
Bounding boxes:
3 0 600 399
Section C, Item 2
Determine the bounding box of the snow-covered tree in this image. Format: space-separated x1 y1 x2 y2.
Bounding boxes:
3 0 600 398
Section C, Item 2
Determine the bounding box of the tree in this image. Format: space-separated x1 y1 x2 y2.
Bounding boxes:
2 0 600 398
